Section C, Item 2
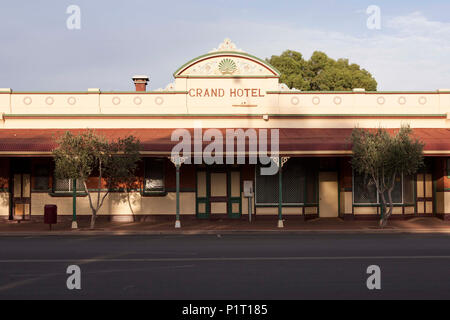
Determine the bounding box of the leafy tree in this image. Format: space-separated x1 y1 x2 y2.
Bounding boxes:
267 50 377 91
53 131 141 228
350 126 424 227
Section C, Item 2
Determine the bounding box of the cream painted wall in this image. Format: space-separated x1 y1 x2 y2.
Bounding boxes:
29 192 195 216
0 192 9 216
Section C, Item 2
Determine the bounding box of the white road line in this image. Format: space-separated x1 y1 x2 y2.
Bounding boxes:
0 255 450 263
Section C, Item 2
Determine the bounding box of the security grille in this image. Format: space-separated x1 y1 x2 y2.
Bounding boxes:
353 173 378 204
54 178 84 193
282 160 305 204
255 158 317 205
255 166 279 204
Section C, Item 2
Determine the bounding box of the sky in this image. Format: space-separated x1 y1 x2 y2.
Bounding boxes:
1 0 450 91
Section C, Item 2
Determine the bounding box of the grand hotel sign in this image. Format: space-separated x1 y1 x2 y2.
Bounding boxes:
169 39 282 100
188 87 265 98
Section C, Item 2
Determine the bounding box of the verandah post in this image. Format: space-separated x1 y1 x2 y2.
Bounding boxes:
72 178 78 229
278 157 283 228
175 163 181 228
170 156 187 228
275 156 290 228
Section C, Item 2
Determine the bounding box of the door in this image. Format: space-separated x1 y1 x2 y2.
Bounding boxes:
196 167 242 218
12 173 31 220
319 172 338 218
416 172 433 215
210 171 228 214
228 170 242 218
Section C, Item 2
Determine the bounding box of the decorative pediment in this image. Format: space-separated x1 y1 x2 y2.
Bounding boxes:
173 39 280 78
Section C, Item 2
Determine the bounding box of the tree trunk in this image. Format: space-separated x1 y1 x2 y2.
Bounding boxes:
385 189 394 222
90 210 97 229
126 191 136 222
379 192 388 228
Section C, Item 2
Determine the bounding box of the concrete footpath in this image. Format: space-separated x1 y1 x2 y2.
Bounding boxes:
1 216 450 235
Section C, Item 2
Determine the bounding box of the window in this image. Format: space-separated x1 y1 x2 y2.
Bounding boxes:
33 164 50 191
144 158 165 193
54 178 84 193
447 159 450 177
353 172 415 205
255 158 318 205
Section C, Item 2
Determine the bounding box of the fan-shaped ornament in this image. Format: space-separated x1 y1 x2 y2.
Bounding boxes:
218 58 237 75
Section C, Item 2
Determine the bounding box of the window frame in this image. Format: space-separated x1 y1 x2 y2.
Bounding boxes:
352 171 414 206
32 163 50 192
142 158 166 196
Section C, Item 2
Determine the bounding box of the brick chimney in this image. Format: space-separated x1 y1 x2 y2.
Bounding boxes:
132 75 149 91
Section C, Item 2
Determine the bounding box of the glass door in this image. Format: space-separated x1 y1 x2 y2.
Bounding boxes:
12 173 31 220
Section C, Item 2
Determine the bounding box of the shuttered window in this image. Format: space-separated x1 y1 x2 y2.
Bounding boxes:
255 158 317 205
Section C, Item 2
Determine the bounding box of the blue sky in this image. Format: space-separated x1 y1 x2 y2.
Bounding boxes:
1 0 450 91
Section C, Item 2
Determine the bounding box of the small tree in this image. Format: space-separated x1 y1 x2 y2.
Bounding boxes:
350 126 424 227
53 131 140 228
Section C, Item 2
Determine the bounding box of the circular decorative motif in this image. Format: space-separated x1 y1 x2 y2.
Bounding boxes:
312 96 320 105
333 96 342 105
418 96 427 105
291 97 299 105
112 96 121 105
23 97 32 105
218 58 237 75
133 96 142 105
398 96 406 105
45 96 54 105
155 96 164 105
377 96 385 105
67 96 76 105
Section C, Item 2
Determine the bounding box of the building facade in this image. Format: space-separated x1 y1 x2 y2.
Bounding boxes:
1 39 450 224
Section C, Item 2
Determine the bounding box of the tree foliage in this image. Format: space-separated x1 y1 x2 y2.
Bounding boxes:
53 131 141 228
350 126 424 226
267 50 377 91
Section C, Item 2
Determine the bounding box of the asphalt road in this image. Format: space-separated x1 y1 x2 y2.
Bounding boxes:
0 233 449 299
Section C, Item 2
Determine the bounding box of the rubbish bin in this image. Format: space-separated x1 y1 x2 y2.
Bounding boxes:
44 205 57 229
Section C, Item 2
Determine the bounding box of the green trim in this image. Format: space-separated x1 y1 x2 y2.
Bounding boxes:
177 75 278 79
7 90 448 95
48 192 87 197
10 91 187 94
353 203 415 207
141 191 168 197
255 203 318 208
173 51 281 77
5 113 446 118
267 90 442 94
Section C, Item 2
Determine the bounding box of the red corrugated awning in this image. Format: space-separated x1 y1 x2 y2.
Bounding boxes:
0 128 449 156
